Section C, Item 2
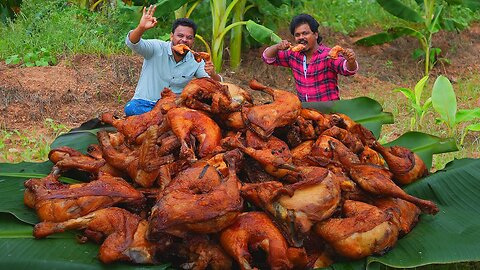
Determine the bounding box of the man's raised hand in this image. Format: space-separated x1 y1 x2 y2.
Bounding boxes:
139 5 158 30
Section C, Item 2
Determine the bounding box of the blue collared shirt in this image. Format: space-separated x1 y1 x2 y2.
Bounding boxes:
126 32 209 101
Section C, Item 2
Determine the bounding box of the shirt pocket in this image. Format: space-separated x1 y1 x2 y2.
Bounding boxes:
170 72 195 90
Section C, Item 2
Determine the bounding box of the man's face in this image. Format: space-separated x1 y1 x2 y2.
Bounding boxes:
293 23 318 51
170 25 195 49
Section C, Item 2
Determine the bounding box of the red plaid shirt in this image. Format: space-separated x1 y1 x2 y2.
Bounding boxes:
262 44 358 102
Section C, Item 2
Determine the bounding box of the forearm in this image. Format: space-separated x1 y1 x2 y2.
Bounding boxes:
264 44 280 59
129 26 147 44
346 60 357 71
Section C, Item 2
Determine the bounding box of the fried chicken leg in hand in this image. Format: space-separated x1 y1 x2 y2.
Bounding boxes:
220 211 308 270
242 79 301 139
373 143 428 185
34 207 168 264
166 107 223 160
24 173 145 222
148 150 244 238
315 200 399 260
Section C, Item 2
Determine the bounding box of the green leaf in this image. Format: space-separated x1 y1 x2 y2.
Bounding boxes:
245 20 281 45
375 0 424 22
456 108 480 123
35 60 49 67
302 97 394 139
355 27 423 46
367 158 480 269
413 75 429 105
431 75 457 132
0 162 53 225
264 0 285 7
154 0 190 16
393 87 415 103
50 121 115 153
383 131 458 169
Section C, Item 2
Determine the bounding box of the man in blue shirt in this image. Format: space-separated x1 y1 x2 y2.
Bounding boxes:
124 5 222 116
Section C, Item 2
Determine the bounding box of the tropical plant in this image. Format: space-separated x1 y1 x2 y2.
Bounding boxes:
431 75 480 144
355 0 479 76
393 75 432 130
154 0 285 72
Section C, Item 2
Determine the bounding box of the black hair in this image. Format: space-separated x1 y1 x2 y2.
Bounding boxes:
289 13 322 44
171 18 198 36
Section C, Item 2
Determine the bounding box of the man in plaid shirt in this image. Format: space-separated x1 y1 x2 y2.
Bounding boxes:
262 14 358 102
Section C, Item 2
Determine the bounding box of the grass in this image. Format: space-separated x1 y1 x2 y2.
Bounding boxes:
0 118 69 163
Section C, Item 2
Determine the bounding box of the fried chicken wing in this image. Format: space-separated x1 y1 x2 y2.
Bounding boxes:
328 45 344 59
314 200 399 260
33 207 169 264
175 235 232 270
219 211 308 270
373 197 421 235
242 79 301 139
24 173 145 222
373 143 428 185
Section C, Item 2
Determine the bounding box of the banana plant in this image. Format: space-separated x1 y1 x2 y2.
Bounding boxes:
355 0 478 76
431 75 480 142
154 0 284 72
393 75 432 130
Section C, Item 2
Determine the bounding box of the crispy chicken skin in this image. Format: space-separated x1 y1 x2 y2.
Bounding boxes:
101 88 177 143
148 150 244 238
34 207 168 264
220 211 308 270
315 200 399 260
166 107 223 160
24 173 144 222
373 143 428 185
242 79 302 139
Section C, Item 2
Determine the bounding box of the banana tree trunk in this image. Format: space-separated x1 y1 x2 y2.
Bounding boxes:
229 0 246 69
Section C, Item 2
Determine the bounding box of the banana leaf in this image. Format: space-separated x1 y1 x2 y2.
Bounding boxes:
1 158 480 269
375 0 423 23
384 131 458 170
246 19 282 45
154 0 190 17
355 27 423 46
302 97 394 138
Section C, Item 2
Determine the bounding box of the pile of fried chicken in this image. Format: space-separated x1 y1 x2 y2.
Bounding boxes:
24 78 439 269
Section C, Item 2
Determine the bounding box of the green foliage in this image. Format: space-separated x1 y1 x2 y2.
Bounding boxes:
355 0 479 75
0 119 69 163
0 0 22 23
393 75 432 130
431 75 480 144
5 48 57 67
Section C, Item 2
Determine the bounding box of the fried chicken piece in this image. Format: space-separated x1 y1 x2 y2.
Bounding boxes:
148 150 244 238
166 107 223 160
373 143 428 185
242 79 302 139
172 44 211 62
222 131 297 180
314 200 399 260
220 211 308 270
179 78 237 113
24 173 144 222
33 207 169 264
328 45 344 59
100 88 177 143
290 44 306 52
373 197 421 236
358 145 385 166
321 126 364 154
291 140 315 166
241 167 341 246
97 127 175 187
48 146 106 174
175 235 232 270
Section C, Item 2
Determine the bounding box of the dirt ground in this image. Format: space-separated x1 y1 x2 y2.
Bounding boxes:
1 24 479 134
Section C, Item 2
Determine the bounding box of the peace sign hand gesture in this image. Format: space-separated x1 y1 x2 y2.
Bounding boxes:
139 5 157 31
